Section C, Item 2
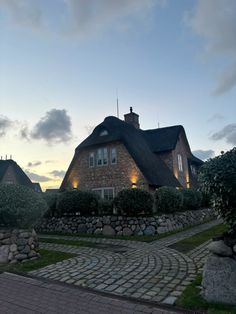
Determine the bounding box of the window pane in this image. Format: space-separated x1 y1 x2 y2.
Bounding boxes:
92 189 102 198
111 148 117 164
89 152 94 167
178 154 183 172
97 149 102 165
103 148 108 165
104 188 114 200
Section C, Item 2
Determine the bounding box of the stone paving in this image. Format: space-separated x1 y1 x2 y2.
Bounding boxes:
0 272 186 314
30 219 221 305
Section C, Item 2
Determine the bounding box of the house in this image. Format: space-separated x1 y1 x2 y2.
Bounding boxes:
60 108 203 199
0 159 42 192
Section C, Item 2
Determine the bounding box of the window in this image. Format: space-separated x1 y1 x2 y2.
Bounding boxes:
89 152 95 167
110 148 117 164
103 148 108 165
99 130 108 136
177 154 183 172
97 149 103 166
92 188 114 200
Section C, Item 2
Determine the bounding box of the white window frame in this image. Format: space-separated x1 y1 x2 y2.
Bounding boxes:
177 154 183 172
97 148 103 166
103 148 108 165
96 147 108 166
89 152 95 167
92 187 114 200
190 164 196 175
110 147 117 164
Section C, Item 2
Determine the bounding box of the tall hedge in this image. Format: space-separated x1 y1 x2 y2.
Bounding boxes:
56 190 99 216
113 188 153 216
154 186 183 213
181 189 202 211
0 184 48 228
199 148 236 233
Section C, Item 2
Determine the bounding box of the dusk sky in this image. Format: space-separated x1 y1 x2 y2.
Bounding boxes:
0 0 235 190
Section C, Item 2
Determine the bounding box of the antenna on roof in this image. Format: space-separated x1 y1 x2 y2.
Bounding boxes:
116 89 119 119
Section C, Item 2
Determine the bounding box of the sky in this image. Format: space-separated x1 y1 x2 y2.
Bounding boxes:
0 0 235 191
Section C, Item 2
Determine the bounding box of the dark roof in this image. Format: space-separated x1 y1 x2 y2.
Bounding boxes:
143 125 184 153
32 182 42 193
0 159 34 189
63 116 181 188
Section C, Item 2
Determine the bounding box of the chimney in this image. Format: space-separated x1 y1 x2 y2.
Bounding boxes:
124 107 140 129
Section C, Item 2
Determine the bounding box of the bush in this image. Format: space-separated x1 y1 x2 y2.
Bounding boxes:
199 148 236 233
56 190 99 216
154 186 183 213
0 184 48 228
181 189 202 211
113 188 153 216
98 199 114 215
42 193 58 217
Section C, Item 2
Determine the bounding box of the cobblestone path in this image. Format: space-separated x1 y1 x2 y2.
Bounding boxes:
31 219 220 305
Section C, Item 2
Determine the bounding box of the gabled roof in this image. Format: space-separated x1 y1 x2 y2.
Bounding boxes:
70 116 181 188
0 159 34 189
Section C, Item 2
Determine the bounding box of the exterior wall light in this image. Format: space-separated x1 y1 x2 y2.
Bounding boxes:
131 183 137 189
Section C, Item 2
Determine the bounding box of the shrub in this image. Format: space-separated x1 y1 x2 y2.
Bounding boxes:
0 184 48 228
154 186 183 213
113 188 153 216
42 193 58 217
181 189 201 211
56 190 99 216
199 148 236 233
98 199 114 215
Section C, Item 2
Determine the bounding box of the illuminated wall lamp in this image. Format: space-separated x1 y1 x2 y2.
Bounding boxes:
131 182 137 189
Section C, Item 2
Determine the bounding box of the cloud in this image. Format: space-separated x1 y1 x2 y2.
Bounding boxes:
207 113 225 123
0 115 13 137
31 109 73 144
27 161 42 167
186 0 236 94
49 170 66 178
0 0 43 29
210 123 236 145
0 0 166 38
193 149 215 160
25 170 51 182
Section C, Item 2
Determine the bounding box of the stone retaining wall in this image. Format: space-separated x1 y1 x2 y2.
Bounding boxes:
0 229 39 264
36 208 215 236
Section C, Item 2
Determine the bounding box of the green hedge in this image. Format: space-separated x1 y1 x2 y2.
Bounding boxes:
181 189 202 211
154 186 183 213
56 190 99 216
0 184 48 228
113 188 153 216
98 199 114 215
42 193 58 217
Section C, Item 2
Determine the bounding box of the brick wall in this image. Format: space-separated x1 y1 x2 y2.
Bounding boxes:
63 141 149 195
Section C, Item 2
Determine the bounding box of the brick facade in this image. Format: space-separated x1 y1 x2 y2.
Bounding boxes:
63 141 149 195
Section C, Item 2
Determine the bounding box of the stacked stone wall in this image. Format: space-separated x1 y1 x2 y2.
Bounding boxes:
36 208 215 236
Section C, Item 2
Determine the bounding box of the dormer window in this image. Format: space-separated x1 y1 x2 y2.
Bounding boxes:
99 130 108 136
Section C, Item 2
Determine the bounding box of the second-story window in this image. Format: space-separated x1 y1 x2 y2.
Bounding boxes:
111 148 117 164
190 164 196 175
89 152 95 167
177 154 183 172
103 148 108 165
97 149 103 166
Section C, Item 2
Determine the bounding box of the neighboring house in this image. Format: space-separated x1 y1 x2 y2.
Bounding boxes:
60 108 203 199
0 159 42 192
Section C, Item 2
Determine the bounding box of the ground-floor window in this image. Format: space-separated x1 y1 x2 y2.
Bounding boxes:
92 187 114 200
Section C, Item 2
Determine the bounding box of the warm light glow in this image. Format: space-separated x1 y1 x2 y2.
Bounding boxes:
186 174 190 188
132 182 137 189
174 169 178 179
72 180 78 189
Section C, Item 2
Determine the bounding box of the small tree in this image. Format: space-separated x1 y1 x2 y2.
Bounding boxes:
0 184 48 228
199 148 236 233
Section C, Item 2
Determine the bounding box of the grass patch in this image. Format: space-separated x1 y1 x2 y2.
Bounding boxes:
177 275 236 314
0 249 76 273
169 224 227 253
40 237 98 247
39 218 216 243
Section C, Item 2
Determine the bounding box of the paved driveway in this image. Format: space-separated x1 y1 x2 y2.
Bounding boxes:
30 220 220 305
